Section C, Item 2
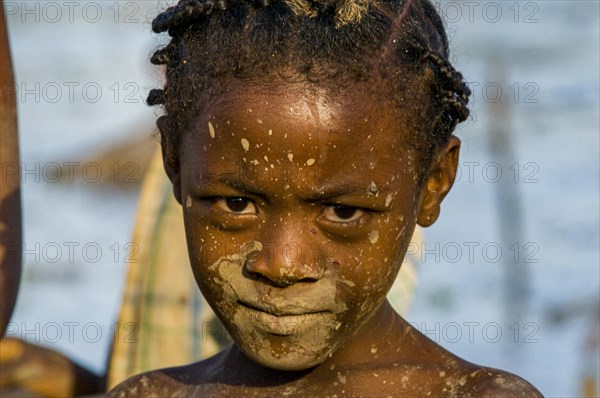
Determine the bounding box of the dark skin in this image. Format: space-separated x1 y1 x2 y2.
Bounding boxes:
108 81 542 397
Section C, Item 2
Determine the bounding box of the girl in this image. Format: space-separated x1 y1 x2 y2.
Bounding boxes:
108 0 542 396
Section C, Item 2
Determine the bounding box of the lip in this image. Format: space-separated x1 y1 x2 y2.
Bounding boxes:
238 300 330 316
238 301 333 336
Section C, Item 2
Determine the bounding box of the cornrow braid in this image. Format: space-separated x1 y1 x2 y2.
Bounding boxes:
249 0 274 8
147 88 165 106
150 45 174 66
147 0 471 171
152 0 229 34
422 50 471 137
154 0 372 36
286 0 369 27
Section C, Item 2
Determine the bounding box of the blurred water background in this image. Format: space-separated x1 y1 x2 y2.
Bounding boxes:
5 1 599 396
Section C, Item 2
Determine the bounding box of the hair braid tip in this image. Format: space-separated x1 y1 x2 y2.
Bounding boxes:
147 89 166 106
285 0 370 27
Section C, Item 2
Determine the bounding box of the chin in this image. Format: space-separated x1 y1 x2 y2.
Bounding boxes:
227 306 342 371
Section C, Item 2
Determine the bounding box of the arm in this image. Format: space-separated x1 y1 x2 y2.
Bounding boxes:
0 0 22 337
0 337 106 397
0 7 106 396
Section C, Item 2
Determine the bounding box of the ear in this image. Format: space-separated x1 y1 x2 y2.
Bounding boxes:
157 116 183 205
417 136 460 227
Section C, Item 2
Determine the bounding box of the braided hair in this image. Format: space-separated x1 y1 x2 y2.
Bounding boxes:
148 0 470 171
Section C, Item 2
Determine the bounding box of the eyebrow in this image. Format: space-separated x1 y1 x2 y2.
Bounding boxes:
302 182 373 201
198 175 375 202
199 177 267 199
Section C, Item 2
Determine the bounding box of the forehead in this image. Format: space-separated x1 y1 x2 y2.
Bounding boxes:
181 83 419 192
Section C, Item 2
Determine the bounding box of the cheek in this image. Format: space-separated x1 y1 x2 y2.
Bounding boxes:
187 234 265 317
183 199 250 266
183 213 235 296
338 226 410 285
330 247 392 309
329 220 413 323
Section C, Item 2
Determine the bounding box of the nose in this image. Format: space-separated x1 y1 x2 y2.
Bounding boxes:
245 221 325 287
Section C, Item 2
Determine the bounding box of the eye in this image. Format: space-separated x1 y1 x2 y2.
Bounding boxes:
215 197 257 215
322 205 365 223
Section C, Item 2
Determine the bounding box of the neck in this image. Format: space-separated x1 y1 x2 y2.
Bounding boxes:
220 344 314 386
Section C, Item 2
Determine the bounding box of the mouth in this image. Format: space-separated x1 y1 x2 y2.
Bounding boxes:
237 300 333 336
237 300 330 316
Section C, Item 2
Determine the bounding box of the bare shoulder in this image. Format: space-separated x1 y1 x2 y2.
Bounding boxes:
106 354 223 398
459 366 543 397
106 368 192 398
396 324 543 397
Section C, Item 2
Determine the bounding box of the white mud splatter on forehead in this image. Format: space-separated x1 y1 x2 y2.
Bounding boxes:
367 182 379 196
240 138 250 151
368 230 379 244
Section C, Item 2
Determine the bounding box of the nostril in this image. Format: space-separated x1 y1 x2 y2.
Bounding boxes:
243 259 324 287
242 266 286 287
243 240 326 286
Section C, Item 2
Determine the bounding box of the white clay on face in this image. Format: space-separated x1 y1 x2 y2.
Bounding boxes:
368 230 379 244
241 138 250 151
186 195 192 209
208 121 215 138
367 182 379 196
287 153 294 162
385 193 393 207
206 241 348 371
306 158 315 166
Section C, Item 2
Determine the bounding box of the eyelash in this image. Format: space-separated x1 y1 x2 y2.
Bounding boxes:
211 196 369 227
320 205 368 227
214 197 257 215
207 196 370 228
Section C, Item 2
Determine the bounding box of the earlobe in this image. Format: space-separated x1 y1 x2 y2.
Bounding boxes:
417 136 461 227
157 116 182 205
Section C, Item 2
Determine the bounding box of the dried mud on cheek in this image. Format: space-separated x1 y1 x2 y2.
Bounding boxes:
206 241 352 364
